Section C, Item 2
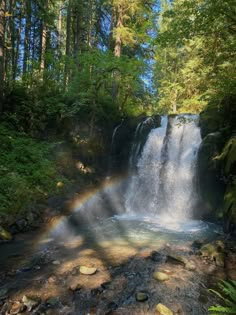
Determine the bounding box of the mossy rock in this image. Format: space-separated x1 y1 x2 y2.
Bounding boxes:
200 241 225 266
199 107 223 139
214 137 236 233
0 226 12 241
197 132 225 213
223 184 236 233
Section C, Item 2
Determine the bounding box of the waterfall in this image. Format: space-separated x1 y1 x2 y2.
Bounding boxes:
125 115 202 224
129 117 155 167
111 119 124 155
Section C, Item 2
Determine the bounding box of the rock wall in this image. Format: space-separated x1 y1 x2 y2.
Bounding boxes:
198 95 236 233
110 115 161 173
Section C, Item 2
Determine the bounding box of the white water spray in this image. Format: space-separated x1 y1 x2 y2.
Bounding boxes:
125 115 202 227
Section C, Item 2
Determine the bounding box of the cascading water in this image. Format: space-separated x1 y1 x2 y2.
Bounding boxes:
125 115 202 228
129 117 156 167
50 114 221 244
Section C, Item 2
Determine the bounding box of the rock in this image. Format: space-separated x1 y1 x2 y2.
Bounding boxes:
16 218 28 231
135 291 149 302
215 253 225 267
200 241 225 266
197 131 225 216
168 303 183 314
52 260 61 265
79 266 97 275
46 296 60 307
22 295 40 311
153 272 169 282
166 254 186 265
0 227 12 241
48 276 57 284
192 239 206 249
69 283 82 291
0 288 8 297
10 301 25 314
156 303 173 315
150 251 166 262
185 261 196 271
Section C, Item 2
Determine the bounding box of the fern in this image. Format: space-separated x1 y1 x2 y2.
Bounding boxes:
209 280 236 314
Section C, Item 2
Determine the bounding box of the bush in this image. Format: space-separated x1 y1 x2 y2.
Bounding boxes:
209 280 236 314
0 124 67 215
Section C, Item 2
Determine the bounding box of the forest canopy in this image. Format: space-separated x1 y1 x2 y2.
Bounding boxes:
0 0 235 130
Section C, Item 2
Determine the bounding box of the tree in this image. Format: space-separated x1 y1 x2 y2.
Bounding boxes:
153 0 236 113
0 0 6 109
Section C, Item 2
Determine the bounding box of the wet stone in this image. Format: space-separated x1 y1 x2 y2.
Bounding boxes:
185 261 196 271
0 288 8 299
52 260 61 265
46 296 60 307
48 275 57 284
69 283 82 291
22 295 40 311
0 227 12 241
150 251 166 262
10 301 25 314
135 291 149 302
79 266 97 275
156 303 173 315
153 271 170 281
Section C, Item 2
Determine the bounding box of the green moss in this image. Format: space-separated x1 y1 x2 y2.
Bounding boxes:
0 124 68 215
215 137 236 174
223 184 236 224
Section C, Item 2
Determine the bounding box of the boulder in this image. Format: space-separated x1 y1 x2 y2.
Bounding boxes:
156 303 173 315
197 132 225 217
200 241 225 267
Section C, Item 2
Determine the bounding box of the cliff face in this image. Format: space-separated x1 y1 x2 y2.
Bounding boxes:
198 95 236 233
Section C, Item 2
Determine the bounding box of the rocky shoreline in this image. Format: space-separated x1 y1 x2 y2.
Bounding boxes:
0 228 236 315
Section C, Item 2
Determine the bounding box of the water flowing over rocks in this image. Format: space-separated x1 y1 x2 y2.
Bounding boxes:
110 115 161 172
0 113 236 314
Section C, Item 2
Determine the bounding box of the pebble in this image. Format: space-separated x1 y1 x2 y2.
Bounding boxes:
22 295 40 311
156 303 173 315
10 301 25 314
46 296 60 306
153 271 170 281
135 291 149 302
79 266 97 275
52 260 61 265
69 283 82 291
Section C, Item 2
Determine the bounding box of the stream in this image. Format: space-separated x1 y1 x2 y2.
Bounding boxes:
0 115 236 315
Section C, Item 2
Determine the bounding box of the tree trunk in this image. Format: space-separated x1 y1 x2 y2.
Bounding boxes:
74 2 83 55
87 0 93 48
10 0 17 82
64 0 72 88
40 0 48 72
14 2 22 80
23 0 31 74
0 0 6 111
114 5 122 57
58 0 63 49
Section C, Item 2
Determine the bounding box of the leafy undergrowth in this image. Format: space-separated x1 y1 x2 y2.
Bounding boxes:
0 123 68 216
209 280 236 314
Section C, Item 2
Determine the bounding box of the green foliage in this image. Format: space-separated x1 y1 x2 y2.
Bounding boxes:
0 124 66 215
67 49 147 120
154 0 236 114
209 280 236 314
